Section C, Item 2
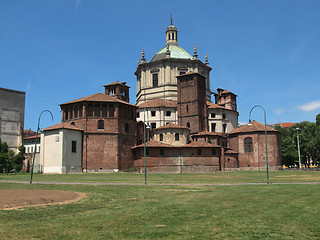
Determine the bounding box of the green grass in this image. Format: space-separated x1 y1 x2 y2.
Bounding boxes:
0 170 319 184
0 182 319 239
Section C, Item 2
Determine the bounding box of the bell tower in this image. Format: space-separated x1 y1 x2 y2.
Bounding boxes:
177 72 208 134
104 81 130 103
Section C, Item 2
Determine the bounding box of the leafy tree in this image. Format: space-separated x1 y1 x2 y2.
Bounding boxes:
314 116 320 167
0 140 25 173
295 121 317 167
275 125 297 167
12 145 25 172
316 113 320 127
275 118 320 168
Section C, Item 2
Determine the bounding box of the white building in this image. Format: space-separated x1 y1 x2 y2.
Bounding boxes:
23 131 41 172
136 99 178 129
40 122 83 174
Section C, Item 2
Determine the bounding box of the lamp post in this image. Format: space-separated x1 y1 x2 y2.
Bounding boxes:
30 110 53 183
296 128 302 170
143 107 150 185
248 105 269 184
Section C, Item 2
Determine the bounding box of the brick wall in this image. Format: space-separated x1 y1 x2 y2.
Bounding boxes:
177 73 207 134
61 101 137 171
229 132 282 170
133 147 221 173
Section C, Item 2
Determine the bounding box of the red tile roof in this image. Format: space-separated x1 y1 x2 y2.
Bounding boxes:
230 120 279 134
132 140 174 149
215 88 237 96
221 90 237 96
23 133 41 140
153 123 190 131
61 92 135 107
137 99 177 108
183 142 221 148
192 131 228 137
279 122 295 128
43 122 83 131
132 140 221 149
207 101 228 110
23 129 37 137
103 81 129 88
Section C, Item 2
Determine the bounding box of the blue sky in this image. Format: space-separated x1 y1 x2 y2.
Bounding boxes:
1 0 320 130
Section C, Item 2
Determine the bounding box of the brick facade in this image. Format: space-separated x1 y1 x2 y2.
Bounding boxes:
177 73 208 134
59 83 137 172
133 145 221 173
229 121 282 170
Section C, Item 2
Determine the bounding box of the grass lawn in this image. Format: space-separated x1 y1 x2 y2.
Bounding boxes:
0 183 319 239
0 171 319 239
0 170 319 184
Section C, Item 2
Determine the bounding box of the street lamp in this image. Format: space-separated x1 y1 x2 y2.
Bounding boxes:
248 105 269 184
296 128 302 170
30 110 53 184
143 107 150 185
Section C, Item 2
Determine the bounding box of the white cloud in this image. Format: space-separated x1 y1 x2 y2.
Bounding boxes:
273 108 285 115
297 100 320 112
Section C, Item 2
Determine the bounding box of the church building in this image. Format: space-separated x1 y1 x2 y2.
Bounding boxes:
39 19 282 173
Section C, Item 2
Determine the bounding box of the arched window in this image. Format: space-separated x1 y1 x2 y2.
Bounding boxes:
109 104 114 117
70 107 74 119
74 106 78 118
187 122 190 128
152 73 158 87
98 120 104 130
160 134 163 141
87 104 93 117
125 123 129 133
102 104 107 117
160 149 164 155
197 149 202 156
79 105 83 117
244 137 253 153
94 104 100 117
175 133 179 141
65 108 69 120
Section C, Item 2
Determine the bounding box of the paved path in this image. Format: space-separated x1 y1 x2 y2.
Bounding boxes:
1 180 320 186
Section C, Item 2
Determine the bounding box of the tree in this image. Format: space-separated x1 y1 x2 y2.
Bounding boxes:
314 114 320 167
316 113 320 127
296 121 317 167
275 119 320 168
275 125 297 167
12 145 25 172
0 140 25 173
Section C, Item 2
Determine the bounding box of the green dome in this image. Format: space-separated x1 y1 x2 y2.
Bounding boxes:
151 45 193 62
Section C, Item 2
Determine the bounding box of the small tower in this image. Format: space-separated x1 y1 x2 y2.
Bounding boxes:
166 17 178 46
104 81 130 103
215 88 237 111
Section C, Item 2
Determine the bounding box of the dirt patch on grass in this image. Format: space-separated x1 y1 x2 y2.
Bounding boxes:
0 190 86 210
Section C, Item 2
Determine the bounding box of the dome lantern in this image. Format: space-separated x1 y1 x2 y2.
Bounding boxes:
166 17 178 46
